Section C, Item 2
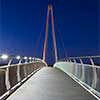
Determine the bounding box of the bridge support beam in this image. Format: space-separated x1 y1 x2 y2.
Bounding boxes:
43 5 58 62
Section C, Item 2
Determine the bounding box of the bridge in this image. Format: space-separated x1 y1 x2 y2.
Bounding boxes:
0 5 100 100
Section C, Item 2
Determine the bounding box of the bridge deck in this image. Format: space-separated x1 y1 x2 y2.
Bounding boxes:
7 67 97 100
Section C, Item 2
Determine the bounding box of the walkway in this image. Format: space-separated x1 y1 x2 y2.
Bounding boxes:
7 67 97 100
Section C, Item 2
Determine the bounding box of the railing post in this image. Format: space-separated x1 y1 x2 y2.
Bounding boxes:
67 59 70 62
73 59 78 76
80 58 85 81
65 59 67 62
69 59 72 62
17 59 21 82
32 58 34 62
23 57 27 77
66 59 68 62
29 59 32 63
90 57 97 89
25 59 28 63
5 59 12 90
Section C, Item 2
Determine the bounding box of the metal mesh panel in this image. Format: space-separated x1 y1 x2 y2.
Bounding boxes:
0 70 6 96
20 65 25 80
9 66 17 88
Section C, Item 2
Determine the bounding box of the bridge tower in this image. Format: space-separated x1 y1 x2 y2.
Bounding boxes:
43 5 58 62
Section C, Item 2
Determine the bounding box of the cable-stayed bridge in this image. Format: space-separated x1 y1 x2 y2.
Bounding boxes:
0 5 100 100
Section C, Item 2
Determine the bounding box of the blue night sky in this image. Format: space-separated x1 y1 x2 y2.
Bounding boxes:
0 0 99 63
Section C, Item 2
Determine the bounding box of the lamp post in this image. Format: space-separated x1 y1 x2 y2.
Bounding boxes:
0 55 22 90
16 56 21 82
29 57 32 63
24 56 28 63
1 54 11 90
23 56 28 77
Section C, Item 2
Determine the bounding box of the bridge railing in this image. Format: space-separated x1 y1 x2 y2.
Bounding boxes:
0 55 46 100
54 56 100 99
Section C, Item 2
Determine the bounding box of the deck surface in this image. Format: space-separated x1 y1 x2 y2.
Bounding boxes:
7 67 97 100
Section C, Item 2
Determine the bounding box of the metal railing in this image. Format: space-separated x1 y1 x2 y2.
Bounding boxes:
0 54 47 100
54 55 100 99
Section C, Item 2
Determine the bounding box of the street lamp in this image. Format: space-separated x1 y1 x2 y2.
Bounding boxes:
29 57 32 60
16 56 21 60
0 54 10 90
1 54 9 60
24 56 27 60
29 57 32 63
24 56 28 63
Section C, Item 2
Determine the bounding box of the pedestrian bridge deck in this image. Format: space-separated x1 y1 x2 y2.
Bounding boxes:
7 67 97 100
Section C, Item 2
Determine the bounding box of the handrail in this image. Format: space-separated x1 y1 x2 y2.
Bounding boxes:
66 55 100 59
59 55 100 67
